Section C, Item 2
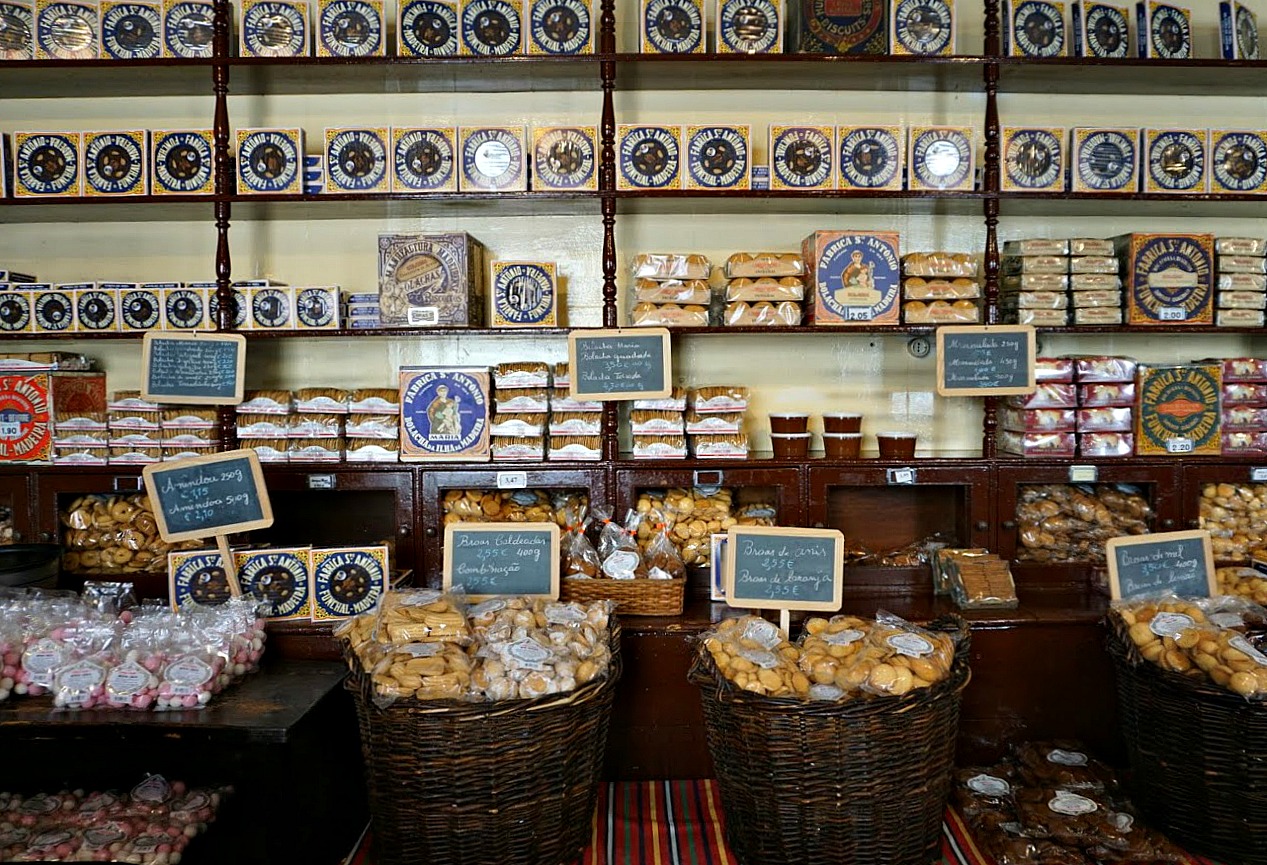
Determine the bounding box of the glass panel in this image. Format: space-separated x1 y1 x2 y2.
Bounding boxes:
1014 484 1154 565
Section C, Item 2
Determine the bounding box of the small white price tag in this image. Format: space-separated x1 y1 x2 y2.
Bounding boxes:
307 474 335 490
1159 307 1185 321
497 471 528 489
1166 438 1193 454
887 468 916 485
1069 465 1098 483
1252 467 1267 482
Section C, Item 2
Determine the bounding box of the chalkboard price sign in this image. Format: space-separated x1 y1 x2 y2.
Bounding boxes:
724 526 844 612
568 328 672 401
141 331 246 405
141 449 274 543
936 325 1036 397
443 522 561 600
1106 530 1217 601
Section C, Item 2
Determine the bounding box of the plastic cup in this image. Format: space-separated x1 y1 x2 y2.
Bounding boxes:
822 412 862 433
771 433 811 459
876 431 918 459
769 413 809 434
823 432 862 459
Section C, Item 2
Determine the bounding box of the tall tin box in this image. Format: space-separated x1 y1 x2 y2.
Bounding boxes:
1115 232 1214 325
317 0 384 55
0 1 35 59
398 366 491 461
802 230 901 325
795 0 886 53
162 0 215 56
377 232 485 327
0 373 52 463
100 0 162 58
1136 363 1222 456
527 0 592 53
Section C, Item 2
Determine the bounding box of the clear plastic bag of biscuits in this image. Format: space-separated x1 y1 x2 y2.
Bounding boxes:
639 515 686 581
700 615 808 699
857 610 955 697
372 588 471 647
594 507 648 579
797 614 872 700
559 497 601 579
364 640 475 708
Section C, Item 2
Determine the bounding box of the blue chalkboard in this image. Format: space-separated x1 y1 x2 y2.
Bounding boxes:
936 325 1036 396
443 523 560 599
142 332 245 404
142 449 274 542
724 527 844 611
569 328 671 400
1107 531 1216 601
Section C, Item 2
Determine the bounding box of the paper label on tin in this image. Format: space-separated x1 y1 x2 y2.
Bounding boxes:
642 0 702 52
0 2 35 59
164 0 215 56
1074 128 1137 191
1004 128 1064 191
718 0 779 52
312 547 389 617
236 548 310 618
1147 2 1190 58
399 0 457 54
120 289 161 329
153 130 214 194
838 126 901 189
102 2 161 58
815 233 901 321
16 133 79 197
237 129 301 193
771 126 832 189
529 0 590 53
911 127 972 190
1211 131 1267 193
399 368 490 458
1011 1 1065 57
241 0 308 56
164 288 205 329
1147 130 1205 193
1233 3 1260 59
893 0 952 55
492 262 555 325
460 127 524 190
1081 2 1128 57
319 0 382 55
75 291 116 330
0 294 31 333
393 128 455 191
84 132 145 195
325 128 388 192
686 125 749 189
295 287 337 327
251 287 291 327
460 0 520 55
37 1 98 59
33 292 73 332
533 127 596 189
619 125 680 188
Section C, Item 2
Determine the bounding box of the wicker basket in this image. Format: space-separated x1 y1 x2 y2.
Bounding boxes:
1107 616 1267 865
560 576 686 616
689 615 971 865
344 619 622 865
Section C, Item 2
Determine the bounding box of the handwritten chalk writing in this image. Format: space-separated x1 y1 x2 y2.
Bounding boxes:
444 524 558 597
146 338 240 399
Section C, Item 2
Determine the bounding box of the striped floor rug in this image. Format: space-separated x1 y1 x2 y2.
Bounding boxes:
348 780 1228 865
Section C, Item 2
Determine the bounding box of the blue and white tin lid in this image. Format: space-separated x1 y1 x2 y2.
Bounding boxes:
717 0 779 53
120 289 161 330
838 127 900 189
102 2 161 58
393 128 455 191
37 1 98 59
619 125 680 188
171 551 232 609
893 0 952 55
1077 2 1128 57
771 126 832 189
1147 130 1205 192
529 0 590 53
1004 128 1064 190
319 0 381 55
400 368 489 456
1145 2 1189 59
164 288 206 329
1211 130 1267 193
237 129 301 193
241 0 308 56
686 125 749 189
163 1 215 57
1010 0 1064 57
84 133 145 195
461 0 520 55
16 133 79 196
816 233 901 322
251 287 291 327
311 548 386 618
1074 128 1137 191
642 0 702 52
460 127 524 190
0 2 35 59
33 291 73 332
399 0 457 54
153 131 213 194
325 129 388 192
0 292 31 333
238 549 310 618
910 127 972 190
295 287 337 327
493 263 555 324
76 290 117 330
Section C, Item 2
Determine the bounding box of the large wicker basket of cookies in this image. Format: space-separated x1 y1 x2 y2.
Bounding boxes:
688 612 971 865
1106 587 1267 865
337 590 622 865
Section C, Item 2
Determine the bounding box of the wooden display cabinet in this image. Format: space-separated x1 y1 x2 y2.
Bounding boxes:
0 472 33 545
1181 462 1267 565
419 467 609 584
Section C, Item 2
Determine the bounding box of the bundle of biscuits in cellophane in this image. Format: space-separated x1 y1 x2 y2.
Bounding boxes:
335 588 616 707
581 507 686 582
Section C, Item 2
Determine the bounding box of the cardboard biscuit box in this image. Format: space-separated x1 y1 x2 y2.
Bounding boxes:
398 366 490 461
1136 363 1221 455
1115 232 1214 325
377 232 486 327
0 371 105 463
802 230 901 325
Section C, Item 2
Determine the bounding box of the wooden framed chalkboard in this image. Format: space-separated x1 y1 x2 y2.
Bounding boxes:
935 325 1036 397
141 331 246 405
1106 530 1217 601
723 525 844 612
442 522 561 600
568 328 672 401
142 449 274 543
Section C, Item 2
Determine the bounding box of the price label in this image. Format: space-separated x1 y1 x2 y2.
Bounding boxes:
307 474 335 490
1069 465 1098 483
887 467 916 485
1251 467 1267 482
1166 438 1194 454
497 471 528 489
1159 307 1185 321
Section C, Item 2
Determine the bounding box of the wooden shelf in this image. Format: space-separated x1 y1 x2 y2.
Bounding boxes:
995 56 1267 95
614 188 989 216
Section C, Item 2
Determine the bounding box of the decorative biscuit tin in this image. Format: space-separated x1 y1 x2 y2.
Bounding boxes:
1072 1 1128 57
796 0 886 53
100 0 161 57
399 366 491 461
837 125 902 190
890 0 953 55
802 230 901 325
317 0 383 55
685 125 751 190
1001 127 1065 192
617 124 681 189
640 0 703 53
74 288 117 332
32 288 73 334
0 291 32 335
377 232 486 327
397 0 457 54
769 125 834 190
1137 1 1189 59
458 126 527 192
207 285 249 329
234 548 312 620
36 0 97 58
1136 364 1221 456
1005 0 1065 57
83 130 147 196
324 127 389 193
169 550 233 609
527 0 592 53
1115 232 1214 325
162 0 214 57
162 287 208 330
239 0 309 57
490 261 557 327
151 129 213 195
1210 129 1267 194
717 0 781 53
1144 128 1207 194
1221 1 1258 59
249 286 293 329
531 126 597 191
0 373 52 462
310 546 389 620
118 287 160 331
392 127 456 192
294 286 340 329
908 126 973 191
1070 127 1138 193
14 131 81 198
0 1 34 59
459 0 520 54
236 128 303 195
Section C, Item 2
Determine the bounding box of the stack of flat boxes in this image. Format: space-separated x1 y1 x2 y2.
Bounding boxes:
686 387 749 460
489 363 551 462
999 358 1077 457
1220 358 1267 456
1074 356 1137 458
630 388 688 460
1000 239 1123 327
721 252 805 327
546 363 602 461
236 388 400 463
629 254 711 328
1215 237 1267 328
